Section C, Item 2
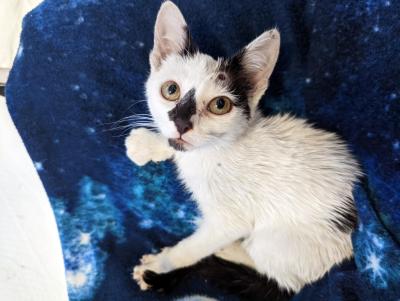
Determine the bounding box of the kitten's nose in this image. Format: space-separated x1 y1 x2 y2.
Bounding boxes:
175 118 192 135
168 88 196 136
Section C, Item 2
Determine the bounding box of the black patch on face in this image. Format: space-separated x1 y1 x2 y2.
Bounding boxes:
330 198 358 233
168 88 196 135
217 73 227 81
219 50 252 118
179 26 198 57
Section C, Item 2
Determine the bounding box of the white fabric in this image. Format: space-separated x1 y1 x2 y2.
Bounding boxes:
0 96 69 301
0 1 68 299
0 0 42 71
0 68 9 84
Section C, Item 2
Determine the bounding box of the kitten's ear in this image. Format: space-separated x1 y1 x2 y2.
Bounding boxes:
239 29 280 104
150 1 194 70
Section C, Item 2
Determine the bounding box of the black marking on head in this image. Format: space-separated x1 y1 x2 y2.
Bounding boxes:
179 26 198 57
142 256 293 300
168 88 196 135
330 198 358 233
217 73 226 81
220 51 251 118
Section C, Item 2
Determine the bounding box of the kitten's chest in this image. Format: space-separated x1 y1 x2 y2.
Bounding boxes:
174 149 259 223
174 151 229 201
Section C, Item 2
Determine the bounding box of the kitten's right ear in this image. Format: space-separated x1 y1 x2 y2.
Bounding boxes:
150 1 194 71
230 29 280 113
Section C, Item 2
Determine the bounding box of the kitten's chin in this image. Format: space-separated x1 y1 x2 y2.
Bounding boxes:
168 138 192 152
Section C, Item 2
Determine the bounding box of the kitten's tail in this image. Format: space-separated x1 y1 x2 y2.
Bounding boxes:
143 256 293 301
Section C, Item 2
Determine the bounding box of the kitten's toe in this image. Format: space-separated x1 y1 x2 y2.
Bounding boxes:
132 265 141 281
132 265 152 291
140 254 157 264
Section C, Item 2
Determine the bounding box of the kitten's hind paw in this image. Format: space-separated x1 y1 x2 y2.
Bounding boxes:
132 264 191 292
132 265 152 291
142 269 189 293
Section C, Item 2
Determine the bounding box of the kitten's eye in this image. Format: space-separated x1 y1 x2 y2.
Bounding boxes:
207 96 232 115
161 81 180 101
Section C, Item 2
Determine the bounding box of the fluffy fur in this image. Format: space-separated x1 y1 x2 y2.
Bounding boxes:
125 1 361 297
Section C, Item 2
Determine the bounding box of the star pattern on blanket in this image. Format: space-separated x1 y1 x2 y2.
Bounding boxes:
52 177 125 300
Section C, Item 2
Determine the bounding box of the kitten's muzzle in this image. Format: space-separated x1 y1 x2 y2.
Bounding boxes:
168 88 196 135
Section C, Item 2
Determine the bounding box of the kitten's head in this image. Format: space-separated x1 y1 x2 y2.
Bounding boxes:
146 1 280 151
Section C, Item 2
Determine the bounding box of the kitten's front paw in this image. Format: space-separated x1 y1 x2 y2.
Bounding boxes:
125 128 174 166
125 128 156 166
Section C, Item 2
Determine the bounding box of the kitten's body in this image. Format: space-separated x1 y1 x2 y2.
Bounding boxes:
174 112 356 292
126 1 361 298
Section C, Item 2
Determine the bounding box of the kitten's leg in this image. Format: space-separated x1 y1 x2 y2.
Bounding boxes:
215 241 255 268
125 128 174 166
133 221 248 290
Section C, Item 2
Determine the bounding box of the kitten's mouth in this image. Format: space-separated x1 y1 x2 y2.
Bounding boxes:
168 138 191 151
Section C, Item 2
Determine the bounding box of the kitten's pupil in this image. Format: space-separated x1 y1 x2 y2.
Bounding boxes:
168 84 177 95
207 96 232 115
216 98 225 109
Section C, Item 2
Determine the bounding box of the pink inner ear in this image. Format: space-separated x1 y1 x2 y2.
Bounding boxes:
150 2 189 70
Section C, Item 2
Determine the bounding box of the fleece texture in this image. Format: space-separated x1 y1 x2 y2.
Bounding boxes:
6 0 400 300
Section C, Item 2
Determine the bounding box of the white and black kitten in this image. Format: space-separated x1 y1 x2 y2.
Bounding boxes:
125 1 361 300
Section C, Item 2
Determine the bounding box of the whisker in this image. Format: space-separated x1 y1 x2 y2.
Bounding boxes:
109 117 153 125
110 118 154 128
105 114 154 128
102 97 151 127
119 115 154 120
120 99 148 116
103 118 157 132
110 123 158 138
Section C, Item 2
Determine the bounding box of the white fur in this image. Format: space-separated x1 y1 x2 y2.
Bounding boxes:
125 128 174 166
128 1 361 294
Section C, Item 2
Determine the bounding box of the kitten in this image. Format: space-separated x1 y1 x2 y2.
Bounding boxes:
125 1 361 299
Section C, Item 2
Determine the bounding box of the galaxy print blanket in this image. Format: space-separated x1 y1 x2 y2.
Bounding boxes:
6 0 400 300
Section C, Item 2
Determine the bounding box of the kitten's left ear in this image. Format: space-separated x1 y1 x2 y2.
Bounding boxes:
239 29 280 107
150 1 196 71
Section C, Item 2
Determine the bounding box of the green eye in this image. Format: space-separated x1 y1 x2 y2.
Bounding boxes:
161 81 180 101
207 96 232 115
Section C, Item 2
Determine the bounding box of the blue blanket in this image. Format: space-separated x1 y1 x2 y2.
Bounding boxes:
6 0 400 300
